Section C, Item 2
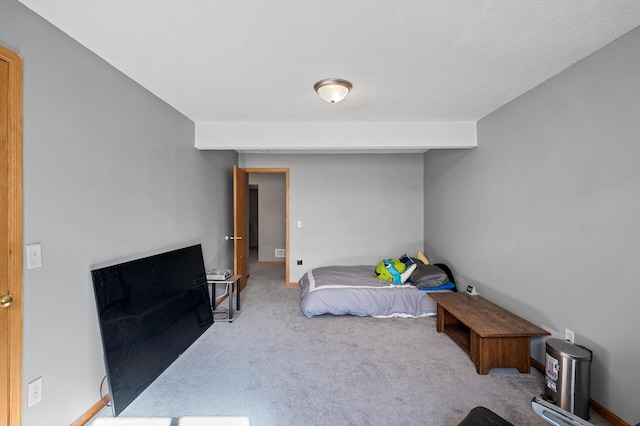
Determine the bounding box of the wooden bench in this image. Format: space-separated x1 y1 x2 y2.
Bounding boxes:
429 292 550 374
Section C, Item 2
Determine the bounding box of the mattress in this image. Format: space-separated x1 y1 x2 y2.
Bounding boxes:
298 264 452 318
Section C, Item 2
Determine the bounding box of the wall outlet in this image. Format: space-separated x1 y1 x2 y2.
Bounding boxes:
297 259 303 265
28 377 43 407
565 328 575 343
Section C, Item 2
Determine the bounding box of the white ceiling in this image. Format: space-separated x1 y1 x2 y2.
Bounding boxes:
18 0 640 152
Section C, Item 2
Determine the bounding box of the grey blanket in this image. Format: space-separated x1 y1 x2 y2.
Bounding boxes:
298 265 448 318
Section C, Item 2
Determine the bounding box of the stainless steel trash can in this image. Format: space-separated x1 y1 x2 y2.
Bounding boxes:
544 338 592 420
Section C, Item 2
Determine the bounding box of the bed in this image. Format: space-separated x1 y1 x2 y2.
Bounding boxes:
299 261 456 318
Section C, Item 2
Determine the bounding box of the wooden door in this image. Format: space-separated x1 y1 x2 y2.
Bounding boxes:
233 166 248 290
0 44 24 426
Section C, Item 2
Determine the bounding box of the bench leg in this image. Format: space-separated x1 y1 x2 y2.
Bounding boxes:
474 336 531 374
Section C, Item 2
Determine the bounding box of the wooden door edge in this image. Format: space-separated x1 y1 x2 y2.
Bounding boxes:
1 44 24 426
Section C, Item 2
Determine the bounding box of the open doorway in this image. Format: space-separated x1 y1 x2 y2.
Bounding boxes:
242 168 289 285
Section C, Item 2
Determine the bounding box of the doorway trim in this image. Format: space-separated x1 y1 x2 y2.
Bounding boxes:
1 44 24 426
243 168 290 286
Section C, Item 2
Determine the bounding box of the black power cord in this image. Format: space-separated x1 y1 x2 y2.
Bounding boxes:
100 375 111 407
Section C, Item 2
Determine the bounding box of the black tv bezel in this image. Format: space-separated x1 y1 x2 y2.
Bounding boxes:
91 244 213 415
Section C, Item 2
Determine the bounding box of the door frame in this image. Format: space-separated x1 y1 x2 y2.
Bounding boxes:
232 166 248 290
241 168 290 286
1 44 24 426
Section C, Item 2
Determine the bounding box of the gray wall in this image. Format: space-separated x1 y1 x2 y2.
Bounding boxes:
1 2 237 424
248 173 286 262
423 27 640 423
240 153 424 282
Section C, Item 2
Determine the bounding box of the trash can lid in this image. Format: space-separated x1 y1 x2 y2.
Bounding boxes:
546 338 592 360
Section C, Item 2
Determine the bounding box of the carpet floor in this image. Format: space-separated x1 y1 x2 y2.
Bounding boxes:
89 257 610 426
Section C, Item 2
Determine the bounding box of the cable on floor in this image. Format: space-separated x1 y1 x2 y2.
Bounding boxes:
100 375 111 407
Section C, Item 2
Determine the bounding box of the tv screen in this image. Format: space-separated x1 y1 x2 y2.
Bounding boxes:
91 244 213 415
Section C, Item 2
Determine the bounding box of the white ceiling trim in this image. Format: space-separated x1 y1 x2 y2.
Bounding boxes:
195 122 477 153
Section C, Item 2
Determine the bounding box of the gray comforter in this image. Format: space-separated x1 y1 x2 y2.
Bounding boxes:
298 265 447 318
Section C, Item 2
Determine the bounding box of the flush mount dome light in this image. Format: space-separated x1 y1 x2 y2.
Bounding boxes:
314 78 352 103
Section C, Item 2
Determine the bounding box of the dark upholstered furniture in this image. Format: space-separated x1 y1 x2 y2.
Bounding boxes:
458 406 514 426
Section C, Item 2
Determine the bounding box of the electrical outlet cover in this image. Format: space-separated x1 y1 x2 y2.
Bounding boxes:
28 377 43 407
26 243 42 269
565 329 575 343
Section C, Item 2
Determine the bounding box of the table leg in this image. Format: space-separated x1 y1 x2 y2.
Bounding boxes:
227 281 234 319
236 277 240 311
210 283 216 315
475 336 531 374
436 305 445 332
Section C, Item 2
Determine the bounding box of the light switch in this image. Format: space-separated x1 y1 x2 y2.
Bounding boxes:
297 220 302 228
26 243 42 269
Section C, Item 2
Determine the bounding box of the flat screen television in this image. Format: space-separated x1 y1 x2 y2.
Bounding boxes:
91 244 213 415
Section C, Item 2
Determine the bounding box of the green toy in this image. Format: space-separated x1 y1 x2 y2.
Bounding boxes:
375 258 406 284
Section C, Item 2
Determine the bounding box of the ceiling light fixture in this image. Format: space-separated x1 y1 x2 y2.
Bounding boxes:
314 78 352 103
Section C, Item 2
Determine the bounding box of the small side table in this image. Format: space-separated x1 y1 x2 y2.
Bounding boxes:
208 274 241 322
